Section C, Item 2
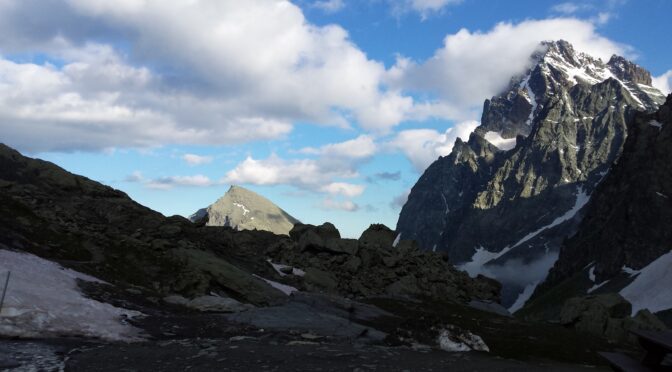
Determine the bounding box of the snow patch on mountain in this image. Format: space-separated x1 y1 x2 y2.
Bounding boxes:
233 202 250 216
620 250 672 315
586 265 610 293
0 249 142 341
649 120 663 130
509 186 589 250
459 246 509 277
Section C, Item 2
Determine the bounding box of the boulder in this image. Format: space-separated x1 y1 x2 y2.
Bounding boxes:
560 294 667 343
385 275 421 297
359 224 396 250
304 268 338 291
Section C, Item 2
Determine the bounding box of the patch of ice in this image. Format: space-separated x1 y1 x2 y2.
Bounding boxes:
508 281 540 313
620 250 672 315
0 249 142 341
392 233 401 248
253 275 298 296
621 266 640 277
508 187 590 250
232 202 250 216
587 280 609 294
483 131 517 151
649 120 663 131
267 260 305 277
437 327 489 352
520 74 538 126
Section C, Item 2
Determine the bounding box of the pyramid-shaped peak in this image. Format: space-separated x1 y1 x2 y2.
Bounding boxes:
191 184 300 235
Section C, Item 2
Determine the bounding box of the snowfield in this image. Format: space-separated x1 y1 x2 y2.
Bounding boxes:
0 249 142 341
620 250 672 315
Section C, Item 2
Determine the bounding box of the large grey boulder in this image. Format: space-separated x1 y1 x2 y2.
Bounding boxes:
358 224 396 250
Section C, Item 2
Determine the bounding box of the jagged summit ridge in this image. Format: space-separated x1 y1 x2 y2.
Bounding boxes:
190 185 300 235
477 40 664 142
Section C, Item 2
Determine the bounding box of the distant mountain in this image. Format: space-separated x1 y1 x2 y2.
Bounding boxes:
396 40 666 308
524 93 672 323
190 185 299 235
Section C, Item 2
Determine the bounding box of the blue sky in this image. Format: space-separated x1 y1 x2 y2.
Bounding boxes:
1 0 670 237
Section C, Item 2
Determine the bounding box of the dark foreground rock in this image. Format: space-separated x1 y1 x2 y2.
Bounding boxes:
267 223 501 304
1 290 615 372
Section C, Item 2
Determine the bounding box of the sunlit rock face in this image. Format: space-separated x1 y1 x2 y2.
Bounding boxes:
190 185 300 236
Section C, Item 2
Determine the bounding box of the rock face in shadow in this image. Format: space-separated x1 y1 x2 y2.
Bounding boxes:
396 40 666 307
524 94 672 320
190 185 299 235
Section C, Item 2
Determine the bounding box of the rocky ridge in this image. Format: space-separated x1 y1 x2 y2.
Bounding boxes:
396 40 666 307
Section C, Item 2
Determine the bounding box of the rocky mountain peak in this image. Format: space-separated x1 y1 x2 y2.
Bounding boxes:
607 54 653 85
190 185 300 235
397 40 666 309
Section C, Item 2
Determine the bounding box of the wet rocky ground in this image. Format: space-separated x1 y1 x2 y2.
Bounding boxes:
0 289 617 371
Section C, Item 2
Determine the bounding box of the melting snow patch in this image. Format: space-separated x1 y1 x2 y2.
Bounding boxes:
520 73 537 126
232 202 250 216
586 265 609 293
0 249 142 341
508 186 589 250
253 275 298 296
649 120 663 131
483 131 517 151
392 233 401 248
267 260 305 277
620 250 672 315
437 326 489 352
622 266 640 277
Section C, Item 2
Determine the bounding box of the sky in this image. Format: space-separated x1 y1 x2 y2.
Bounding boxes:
1 0 671 238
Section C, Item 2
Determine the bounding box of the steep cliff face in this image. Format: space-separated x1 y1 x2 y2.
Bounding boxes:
525 94 672 320
397 40 665 307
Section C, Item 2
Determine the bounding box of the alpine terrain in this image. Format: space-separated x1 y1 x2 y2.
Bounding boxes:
190 185 300 235
396 40 667 309
525 93 672 323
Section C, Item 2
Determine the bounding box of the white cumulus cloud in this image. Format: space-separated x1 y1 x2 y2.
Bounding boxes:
653 70 672 94
387 120 478 171
321 198 359 212
386 18 628 113
182 154 213 166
